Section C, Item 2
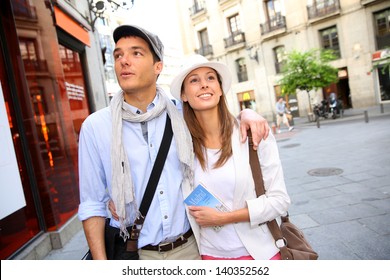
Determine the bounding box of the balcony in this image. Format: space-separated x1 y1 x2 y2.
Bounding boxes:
189 1 206 18
260 15 287 35
12 2 37 20
307 0 340 20
195 45 214 57
224 31 246 50
23 59 48 72
361 0 384 6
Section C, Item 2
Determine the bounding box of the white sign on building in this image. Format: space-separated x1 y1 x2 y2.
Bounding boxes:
0 82 26 220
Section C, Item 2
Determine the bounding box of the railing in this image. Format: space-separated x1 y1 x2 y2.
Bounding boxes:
12 2 37 20
23 59 48 72
260 15 286 35
224 31 246 48
189 1 206 17
307 0 340 20
195 45 213 56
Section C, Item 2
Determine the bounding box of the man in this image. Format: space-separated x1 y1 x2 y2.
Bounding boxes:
78 24 269 260
275 97 293 133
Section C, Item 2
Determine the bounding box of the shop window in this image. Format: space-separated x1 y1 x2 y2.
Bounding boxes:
238 90 256 110
378 64 390 102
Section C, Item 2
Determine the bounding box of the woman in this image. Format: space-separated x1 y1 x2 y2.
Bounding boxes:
170 55 291 260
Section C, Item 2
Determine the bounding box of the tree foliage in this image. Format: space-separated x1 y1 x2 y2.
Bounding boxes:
278 49 339 96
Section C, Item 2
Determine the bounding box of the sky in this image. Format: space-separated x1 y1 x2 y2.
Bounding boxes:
116 0 183 51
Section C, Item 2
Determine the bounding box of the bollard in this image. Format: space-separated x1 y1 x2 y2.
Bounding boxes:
380 103 384 114
364 110 369 123
316 118 320 128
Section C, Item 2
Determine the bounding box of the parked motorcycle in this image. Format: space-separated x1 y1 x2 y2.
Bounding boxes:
313 99 329 121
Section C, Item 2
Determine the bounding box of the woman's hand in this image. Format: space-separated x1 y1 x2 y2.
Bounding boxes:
188 206 250 227
188 206 225 227
108 199 119 221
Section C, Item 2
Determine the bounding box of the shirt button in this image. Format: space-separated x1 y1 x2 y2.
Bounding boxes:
164 215 168 219
150 144 153 147
160 191 163 194
141 121 145 125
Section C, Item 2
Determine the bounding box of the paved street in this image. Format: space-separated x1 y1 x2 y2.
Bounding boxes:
44 105 390 260
276 110 390 260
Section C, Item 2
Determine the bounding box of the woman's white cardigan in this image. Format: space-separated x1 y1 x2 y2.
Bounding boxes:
182 126 291 259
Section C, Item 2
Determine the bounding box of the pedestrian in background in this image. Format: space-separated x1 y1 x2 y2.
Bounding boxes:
275 97 293 133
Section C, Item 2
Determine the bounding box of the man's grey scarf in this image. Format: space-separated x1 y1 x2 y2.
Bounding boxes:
110 87 194 240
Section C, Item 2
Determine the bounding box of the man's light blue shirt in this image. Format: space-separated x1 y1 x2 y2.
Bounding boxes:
78 94 190 248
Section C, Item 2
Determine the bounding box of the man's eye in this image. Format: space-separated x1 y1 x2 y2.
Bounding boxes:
114 54 122 60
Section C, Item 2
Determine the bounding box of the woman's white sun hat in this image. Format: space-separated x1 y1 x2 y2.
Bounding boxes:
170 55 232 101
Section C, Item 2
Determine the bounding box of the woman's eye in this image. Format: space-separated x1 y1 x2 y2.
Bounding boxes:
189 78 199 83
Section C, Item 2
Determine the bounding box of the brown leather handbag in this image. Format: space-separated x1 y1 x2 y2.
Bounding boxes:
247 131 319 260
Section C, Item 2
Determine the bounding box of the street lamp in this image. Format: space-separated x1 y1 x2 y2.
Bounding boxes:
246 46 259 63
88 0 134 30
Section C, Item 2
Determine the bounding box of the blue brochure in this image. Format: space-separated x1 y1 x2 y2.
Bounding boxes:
184 183 229 231
184 183 229 212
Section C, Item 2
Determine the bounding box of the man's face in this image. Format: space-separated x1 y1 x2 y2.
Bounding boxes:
113 36 162 94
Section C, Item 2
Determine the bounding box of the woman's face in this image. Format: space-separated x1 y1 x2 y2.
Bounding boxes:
181 67 223 112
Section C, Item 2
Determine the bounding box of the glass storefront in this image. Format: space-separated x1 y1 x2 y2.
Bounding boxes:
0 0 91 259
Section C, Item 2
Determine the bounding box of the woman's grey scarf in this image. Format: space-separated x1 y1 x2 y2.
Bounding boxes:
110 86 194 240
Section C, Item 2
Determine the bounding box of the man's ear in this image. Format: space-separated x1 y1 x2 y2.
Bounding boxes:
155 61 163 75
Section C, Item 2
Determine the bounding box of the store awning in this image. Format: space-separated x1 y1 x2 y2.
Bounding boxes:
54 6 90 47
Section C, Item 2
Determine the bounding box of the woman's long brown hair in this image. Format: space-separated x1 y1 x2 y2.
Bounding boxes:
182 71 237 170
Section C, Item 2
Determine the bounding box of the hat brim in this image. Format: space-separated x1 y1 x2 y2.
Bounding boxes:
170 61 232 101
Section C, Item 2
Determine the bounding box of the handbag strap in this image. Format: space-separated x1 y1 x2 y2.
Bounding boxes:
247 131 289 251
130 116 173 240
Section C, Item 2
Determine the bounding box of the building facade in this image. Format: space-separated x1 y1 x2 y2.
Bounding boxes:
0 0 108 259
177 0 390 121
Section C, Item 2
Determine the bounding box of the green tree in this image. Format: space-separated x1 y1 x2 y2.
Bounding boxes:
278 49 339 113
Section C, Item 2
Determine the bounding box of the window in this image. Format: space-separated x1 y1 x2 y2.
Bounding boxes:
374 8 390 50
224 14 245 48
274 45 286 73
265 0 282 20
236 58 248 82
228 14 241 34
197 29 213 56
320 26 340 58
378 64 390 102
238 91 256 110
